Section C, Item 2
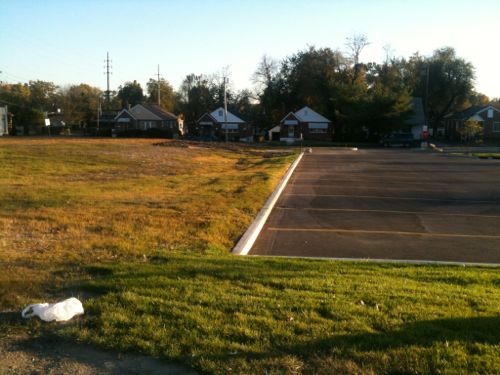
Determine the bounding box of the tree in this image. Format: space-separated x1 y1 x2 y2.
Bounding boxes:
146 78 176 111
404 47 475 134
117 80 144 108
252 55 278 88
0 82 56 132
60 84 102 127
345 34 370 66
28 80 59 111
177 74 218 131
364 60 413 139
465 92 489 107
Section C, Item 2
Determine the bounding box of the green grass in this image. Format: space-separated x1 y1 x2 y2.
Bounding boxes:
1 138 499 374
68 255 500 374
474 153 500 159
447 152 500 159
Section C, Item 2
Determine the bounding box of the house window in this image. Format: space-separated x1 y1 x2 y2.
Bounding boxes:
488 109 494 118
493 122 500 132
308 123 328 133
309 128 327 133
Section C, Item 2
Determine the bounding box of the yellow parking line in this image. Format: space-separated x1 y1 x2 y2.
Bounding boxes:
267 227 500 239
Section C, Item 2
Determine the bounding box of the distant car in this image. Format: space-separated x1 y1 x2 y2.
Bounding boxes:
381 133 415 148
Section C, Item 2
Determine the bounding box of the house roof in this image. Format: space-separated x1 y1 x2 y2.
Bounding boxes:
446 105 500 121
141 104 178 121
406 97 426 125
279 112 301 124
115 104 177 121
209 107 246 123
294 106 331 123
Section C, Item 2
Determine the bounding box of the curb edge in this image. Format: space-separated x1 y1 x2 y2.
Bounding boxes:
232 152 304 255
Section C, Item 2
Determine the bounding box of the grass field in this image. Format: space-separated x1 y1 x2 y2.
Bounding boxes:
1 138 499 374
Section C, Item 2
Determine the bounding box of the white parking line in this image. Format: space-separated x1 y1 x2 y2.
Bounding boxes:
285 193 498 203
289 184 468 193
268 227 500 239
276 207 500 219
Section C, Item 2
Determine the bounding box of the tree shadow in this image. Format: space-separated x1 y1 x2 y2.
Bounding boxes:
206 315 500 363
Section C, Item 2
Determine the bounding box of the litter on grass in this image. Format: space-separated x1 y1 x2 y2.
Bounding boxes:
21 297 84 322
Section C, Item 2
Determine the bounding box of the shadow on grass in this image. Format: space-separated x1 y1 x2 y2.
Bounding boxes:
204 316 500 363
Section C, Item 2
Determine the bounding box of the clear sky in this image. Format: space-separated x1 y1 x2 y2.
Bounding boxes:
1 0 499 98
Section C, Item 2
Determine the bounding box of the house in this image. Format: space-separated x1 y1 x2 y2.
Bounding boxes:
444 105 500 141
114 104 184 137
196 107 252 142
405 97 427 139
0 106 9 136
279 106 333 142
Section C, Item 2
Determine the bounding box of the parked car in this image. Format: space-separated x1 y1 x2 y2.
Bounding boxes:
381 133 416 147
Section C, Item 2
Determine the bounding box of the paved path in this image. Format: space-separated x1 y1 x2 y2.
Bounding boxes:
250 149 500 263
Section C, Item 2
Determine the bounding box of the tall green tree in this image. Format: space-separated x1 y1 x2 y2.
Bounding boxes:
177 74 218 130
117 80 144 108
60 84 102 127
363 60 413 139
146 78 176 111
0 82 58 131
405 47 475 133
28 80 59 112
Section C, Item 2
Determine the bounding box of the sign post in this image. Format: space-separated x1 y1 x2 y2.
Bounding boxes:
45 118 51 136
421 125 429 149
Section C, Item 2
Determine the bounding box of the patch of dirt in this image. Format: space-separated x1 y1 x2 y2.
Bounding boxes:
153 139 294 158
0 313 197 375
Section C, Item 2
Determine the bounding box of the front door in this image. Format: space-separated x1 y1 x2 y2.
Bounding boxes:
288 126 295 138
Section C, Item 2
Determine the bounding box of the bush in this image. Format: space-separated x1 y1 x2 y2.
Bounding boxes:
458 120 483 144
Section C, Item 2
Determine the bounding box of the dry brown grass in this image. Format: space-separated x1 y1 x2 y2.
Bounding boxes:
0 138 294 308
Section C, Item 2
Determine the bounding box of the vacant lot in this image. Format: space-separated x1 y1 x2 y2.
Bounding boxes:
0 138 294 308
1 139 499 374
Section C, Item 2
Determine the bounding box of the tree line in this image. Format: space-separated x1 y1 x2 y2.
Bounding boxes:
1 36 498 141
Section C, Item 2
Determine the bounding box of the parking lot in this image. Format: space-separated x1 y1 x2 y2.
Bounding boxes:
250 149 500 263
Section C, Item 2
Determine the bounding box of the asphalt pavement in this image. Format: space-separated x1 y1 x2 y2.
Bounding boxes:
250 148 500 263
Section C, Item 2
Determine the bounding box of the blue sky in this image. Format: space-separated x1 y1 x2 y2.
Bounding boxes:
1 0 499 97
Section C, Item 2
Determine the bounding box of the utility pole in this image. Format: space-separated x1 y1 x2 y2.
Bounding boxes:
157 64 161 106
97 96 101 130
104 52 112 108
425 63 430 126
223 76 228 142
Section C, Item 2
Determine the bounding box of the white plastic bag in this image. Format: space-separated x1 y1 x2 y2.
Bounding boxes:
21 297 84 322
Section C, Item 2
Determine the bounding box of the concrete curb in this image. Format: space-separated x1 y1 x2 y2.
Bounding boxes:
232 152 304 256
250 254 500 267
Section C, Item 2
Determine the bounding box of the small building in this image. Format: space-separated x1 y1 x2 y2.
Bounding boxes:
114 104 184 137
279 106 333 142
268 125 281 141
196 107 252 142
47 110 66 127
444 105 500 141
405 97 427 139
